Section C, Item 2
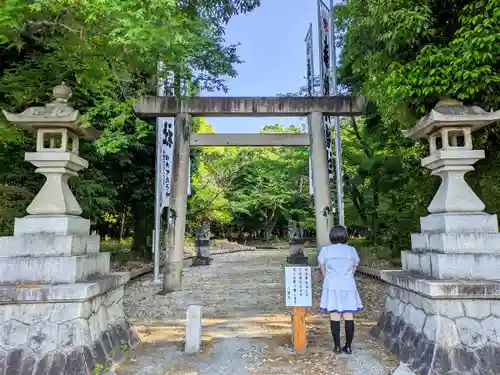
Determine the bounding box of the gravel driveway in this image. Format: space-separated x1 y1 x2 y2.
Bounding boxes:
117 249 398 375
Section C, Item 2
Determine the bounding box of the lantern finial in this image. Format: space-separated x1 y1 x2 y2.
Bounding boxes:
52 82 72 103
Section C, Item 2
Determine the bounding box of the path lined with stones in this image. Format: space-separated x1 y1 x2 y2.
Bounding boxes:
118 249 398 375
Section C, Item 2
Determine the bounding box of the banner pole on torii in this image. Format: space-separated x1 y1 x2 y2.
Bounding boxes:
330 0 344 226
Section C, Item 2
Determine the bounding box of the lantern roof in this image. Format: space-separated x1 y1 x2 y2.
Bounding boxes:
2 83 100 139
403 99 500 139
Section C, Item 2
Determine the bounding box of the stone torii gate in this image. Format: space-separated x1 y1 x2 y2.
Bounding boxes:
134 95 365 290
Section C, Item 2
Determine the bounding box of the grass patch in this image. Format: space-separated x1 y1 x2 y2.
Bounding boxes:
304 237 394 268
100 238 133 264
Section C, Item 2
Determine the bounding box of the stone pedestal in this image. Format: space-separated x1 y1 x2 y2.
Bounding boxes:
0 217 140 375
192 222 212 266
287 221 308 265
372 100 500 375
287 239 309 265
0 83 139 375
371 271 500 375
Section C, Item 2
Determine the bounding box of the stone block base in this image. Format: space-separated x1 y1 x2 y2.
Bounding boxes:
0 320 140 375
401 250 500 280
196 247 211 259
372 280 500 375
14 215 90 236
286 254 309 265
192 256 212 266
411 231 500 253
419 212 498 233
0 273 140 375
0 234 100 257
0 252 110 284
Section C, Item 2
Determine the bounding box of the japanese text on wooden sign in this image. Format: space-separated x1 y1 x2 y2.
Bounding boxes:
285 266 312 307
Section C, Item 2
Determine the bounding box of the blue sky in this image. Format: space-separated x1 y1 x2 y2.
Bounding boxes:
200 0 320 133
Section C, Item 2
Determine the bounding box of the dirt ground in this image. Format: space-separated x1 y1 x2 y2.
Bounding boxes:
117 249 398 375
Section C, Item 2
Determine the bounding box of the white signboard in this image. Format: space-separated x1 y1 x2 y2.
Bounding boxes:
285 266 312 307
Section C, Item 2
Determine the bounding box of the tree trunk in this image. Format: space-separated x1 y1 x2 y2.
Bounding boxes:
370 171 380 242
119 211 126 241
131 203 153 260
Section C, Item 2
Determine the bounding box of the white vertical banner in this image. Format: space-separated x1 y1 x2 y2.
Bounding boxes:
305 23 315 196
159 118 191 210
154 61 172 282
159 118 175 210
305 24 315 97
318 0 331 96
317 0 335 200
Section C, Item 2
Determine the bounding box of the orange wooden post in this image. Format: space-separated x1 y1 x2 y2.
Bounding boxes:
291 306 307 353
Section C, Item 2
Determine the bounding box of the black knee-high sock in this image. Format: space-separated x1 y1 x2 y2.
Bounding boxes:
330 320 341 347
345 320 354 347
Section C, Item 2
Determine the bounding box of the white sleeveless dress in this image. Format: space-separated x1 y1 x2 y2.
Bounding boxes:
318 244 363 313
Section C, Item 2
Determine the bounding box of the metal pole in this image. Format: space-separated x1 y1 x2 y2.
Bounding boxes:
305 23 315 196
316 0 325 96
153 61 165 283
307 22 316 97
330 0 344 226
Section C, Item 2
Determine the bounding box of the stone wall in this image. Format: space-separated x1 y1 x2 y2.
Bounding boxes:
0 276 140 375
371 285 500 375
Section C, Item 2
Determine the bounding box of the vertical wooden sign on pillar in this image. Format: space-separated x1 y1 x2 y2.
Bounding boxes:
285 266 313 353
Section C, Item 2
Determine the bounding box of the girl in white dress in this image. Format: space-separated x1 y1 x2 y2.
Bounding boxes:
318 225 363 354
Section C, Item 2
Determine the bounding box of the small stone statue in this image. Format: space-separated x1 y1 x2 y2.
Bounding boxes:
192 221 212 266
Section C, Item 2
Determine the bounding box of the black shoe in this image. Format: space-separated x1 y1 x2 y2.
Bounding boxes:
342 345 352 354
334 345 342 354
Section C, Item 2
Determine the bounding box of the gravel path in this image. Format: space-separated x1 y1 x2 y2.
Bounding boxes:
117 249 398 375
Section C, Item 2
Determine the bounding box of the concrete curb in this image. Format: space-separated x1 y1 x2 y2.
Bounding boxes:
356 266 383 281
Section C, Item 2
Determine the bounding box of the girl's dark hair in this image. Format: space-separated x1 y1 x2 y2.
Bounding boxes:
329 225 349 244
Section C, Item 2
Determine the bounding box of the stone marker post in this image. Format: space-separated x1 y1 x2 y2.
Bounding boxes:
371 99 500 375
0 83 139 375
192 221 213 266
185 305 203 354
287 221 308 265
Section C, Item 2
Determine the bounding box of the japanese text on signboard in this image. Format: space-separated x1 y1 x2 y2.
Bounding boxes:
285 266 312 307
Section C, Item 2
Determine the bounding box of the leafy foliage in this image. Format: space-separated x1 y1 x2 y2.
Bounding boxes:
5 0 500 264
0 0 261 257
188 124 314 240
333 0 500 254
0 0 260 149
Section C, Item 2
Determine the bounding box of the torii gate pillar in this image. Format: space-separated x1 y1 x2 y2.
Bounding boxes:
163 113 191 292
309 111 334 248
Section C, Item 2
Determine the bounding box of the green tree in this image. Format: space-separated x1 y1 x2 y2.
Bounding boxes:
334 0 500 256
0 0 262 258
186 123 315 241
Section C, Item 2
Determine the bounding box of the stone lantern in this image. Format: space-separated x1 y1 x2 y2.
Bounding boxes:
3 82 99 217
403 98 492 214
0 83 138 375
371 99 500 375
192 221 213 266
287 220 308 265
